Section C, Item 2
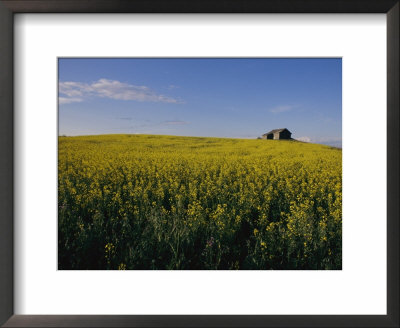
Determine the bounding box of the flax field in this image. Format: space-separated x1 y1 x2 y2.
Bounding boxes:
58 134 342 270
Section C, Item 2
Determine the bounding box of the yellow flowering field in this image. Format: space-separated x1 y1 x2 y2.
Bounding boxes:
58 134 342 270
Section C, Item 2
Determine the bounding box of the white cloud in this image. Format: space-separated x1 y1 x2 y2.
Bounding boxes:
295 136 342 148
59 81 88 97
296 136 311 143
59 97 83 105
269 105 295 113
314 136 342 143
313 137 342 148
162 120 189 125
59 78 183 105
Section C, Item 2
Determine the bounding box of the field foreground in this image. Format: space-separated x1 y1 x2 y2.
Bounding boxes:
58 134 342 270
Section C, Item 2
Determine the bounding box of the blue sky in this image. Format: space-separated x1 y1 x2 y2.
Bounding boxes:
59 58 342 147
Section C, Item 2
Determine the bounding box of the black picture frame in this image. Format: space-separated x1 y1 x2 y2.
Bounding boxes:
0 1 398 327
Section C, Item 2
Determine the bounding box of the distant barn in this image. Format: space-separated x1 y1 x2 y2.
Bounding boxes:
262 128 292 140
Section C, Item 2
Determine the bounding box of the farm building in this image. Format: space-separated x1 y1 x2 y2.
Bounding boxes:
262 128 292 140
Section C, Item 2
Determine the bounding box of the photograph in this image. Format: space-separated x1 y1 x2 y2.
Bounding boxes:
58 58 342 270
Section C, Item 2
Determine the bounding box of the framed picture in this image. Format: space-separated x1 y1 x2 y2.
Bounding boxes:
0 0 398 327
